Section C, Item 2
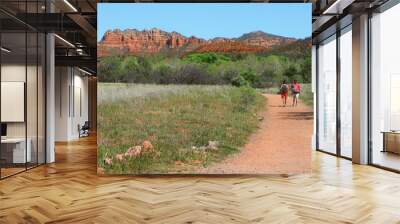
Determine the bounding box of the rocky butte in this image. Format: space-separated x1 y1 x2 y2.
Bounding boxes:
97 28 297 57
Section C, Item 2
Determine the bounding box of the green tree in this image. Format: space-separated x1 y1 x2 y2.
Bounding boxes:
283 64 299 81
299 57 311 83
231 75 250 87
184 53 231 65
120 56 139 82
240 70 260 87
98 56 123 82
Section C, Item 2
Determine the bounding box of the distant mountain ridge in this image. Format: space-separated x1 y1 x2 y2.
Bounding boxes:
98 28 299 57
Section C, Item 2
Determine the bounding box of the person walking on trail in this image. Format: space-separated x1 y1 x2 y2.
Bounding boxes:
279 80 289 106
291 80 301 107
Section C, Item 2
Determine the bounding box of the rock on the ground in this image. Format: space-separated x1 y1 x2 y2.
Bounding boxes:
207 141 220 151
104 157 112 165
125 146 142 158
192 141 220 152
115 153 125 161
192 146 208 151
142 140 153 152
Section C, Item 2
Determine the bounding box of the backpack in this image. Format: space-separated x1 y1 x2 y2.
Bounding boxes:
293 84 301 93
290 84 295 92
280 84 288 93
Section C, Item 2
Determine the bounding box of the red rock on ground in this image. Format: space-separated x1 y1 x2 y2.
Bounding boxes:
115 153 124 161
104 157 112 165
125 146 142 158
142 140 153 152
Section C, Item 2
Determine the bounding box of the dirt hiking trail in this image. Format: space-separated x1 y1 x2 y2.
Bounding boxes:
199 93 313 174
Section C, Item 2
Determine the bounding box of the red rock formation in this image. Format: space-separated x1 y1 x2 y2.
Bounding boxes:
98 28 205 56
236 31 296 48
97 29 297 57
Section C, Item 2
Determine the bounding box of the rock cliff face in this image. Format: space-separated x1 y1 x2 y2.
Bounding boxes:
98 28 205 56
98 29 296 57
237 31 295 49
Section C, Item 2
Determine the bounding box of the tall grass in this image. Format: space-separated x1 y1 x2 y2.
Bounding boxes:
98 83 197 104
299 83 313 106
98 84 265 174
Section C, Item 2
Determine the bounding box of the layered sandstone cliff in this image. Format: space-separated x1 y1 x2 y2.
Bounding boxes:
98 29 296 57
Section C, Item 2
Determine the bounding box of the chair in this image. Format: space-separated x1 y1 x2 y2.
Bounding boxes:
79 121 90 138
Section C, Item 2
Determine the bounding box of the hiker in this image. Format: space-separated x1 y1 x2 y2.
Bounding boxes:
279 80 289 106
291 80 301 107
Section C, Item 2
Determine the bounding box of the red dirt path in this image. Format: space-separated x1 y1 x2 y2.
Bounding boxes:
199 94 313 174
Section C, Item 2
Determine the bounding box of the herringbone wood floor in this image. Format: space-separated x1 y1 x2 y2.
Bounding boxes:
1 135 400 223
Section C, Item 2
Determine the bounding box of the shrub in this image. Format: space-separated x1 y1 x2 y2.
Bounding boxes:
184 52 231 65
231 70 261 88
174 64 217 84
152 64 174 84
222 69 239 85
291 74 304 84
231 75 250 87
98 56 123 82
299 57 311 83
240 70 260 87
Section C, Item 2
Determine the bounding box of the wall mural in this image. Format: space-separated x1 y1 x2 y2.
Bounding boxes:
97 3 312 175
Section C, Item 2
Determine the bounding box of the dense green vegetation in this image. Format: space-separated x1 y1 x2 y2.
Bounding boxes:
97 44 312 173
98 84 264 174
98 52 311 88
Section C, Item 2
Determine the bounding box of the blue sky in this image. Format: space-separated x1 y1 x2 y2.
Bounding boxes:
98 3 311 42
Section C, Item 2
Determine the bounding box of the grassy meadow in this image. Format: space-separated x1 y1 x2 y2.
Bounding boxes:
98 84 265 174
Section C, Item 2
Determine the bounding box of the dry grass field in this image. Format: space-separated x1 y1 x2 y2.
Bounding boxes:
97 84 265 174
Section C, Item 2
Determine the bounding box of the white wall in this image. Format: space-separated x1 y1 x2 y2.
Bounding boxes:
55 66 70 141
55 67 89 141
71 72 89 138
